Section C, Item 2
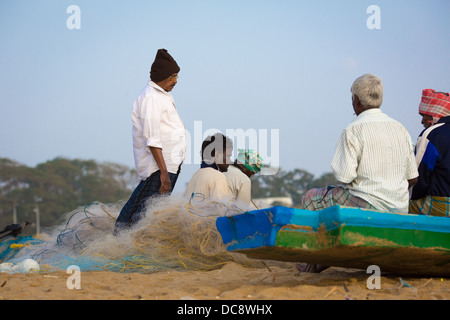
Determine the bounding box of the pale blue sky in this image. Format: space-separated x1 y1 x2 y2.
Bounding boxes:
1 0 449 194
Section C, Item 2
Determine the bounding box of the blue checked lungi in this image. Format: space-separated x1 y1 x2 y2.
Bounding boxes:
302 185 376 211
114 166 181 233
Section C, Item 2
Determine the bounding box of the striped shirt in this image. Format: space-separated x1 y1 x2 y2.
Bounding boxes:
331 109 418 213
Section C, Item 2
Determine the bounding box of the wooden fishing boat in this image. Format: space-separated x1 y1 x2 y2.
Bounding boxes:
216 205 450 276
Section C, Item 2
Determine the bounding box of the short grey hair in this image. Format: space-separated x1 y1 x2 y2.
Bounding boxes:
351 73 383 108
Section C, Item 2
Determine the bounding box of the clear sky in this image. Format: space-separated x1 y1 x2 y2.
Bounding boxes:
1 0 449 195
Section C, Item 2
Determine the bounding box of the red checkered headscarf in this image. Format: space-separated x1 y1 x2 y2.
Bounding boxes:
419 89 450 125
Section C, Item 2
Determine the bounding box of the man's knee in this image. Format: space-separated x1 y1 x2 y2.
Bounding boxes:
302 188 324 204
305 188 321 197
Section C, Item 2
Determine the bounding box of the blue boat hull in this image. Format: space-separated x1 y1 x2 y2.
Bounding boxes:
216 206 450 276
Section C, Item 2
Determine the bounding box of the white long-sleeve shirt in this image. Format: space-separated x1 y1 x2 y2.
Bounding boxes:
331 108 418 213
224 165 257 209
131 81 187 180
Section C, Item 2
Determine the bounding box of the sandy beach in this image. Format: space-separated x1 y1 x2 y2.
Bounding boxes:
0 262 448 301
1 201 448 303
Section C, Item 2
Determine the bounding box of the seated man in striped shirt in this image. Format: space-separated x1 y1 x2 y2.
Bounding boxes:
299 73 419 273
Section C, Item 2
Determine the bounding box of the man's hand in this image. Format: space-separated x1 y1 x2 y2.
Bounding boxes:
408 177 418 189
149 147 172 194
160 171 171 194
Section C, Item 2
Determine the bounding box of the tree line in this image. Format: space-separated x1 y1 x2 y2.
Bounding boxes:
0 157 336 232
0 158 138 230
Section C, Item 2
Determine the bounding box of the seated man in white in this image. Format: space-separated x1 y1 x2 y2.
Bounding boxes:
224 149 263 210
185 133 233 202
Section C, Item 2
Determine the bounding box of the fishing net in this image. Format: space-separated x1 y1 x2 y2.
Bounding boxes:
0 194 263 273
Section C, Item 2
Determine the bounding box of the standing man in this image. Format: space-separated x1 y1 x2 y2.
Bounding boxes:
224 149 263 209
114 49 186 233
410 89 450 217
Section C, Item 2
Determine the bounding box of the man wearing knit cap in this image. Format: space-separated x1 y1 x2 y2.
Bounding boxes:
115 49 186 233
410 89 450 217
224 149 263 209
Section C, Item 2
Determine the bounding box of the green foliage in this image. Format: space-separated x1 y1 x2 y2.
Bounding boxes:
251 168 337 206
0 157 137 230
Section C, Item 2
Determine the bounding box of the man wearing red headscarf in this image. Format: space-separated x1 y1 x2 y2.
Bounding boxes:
410 89 450 217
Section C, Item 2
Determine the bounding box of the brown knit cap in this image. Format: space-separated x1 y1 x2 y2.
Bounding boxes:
150 49 180 82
